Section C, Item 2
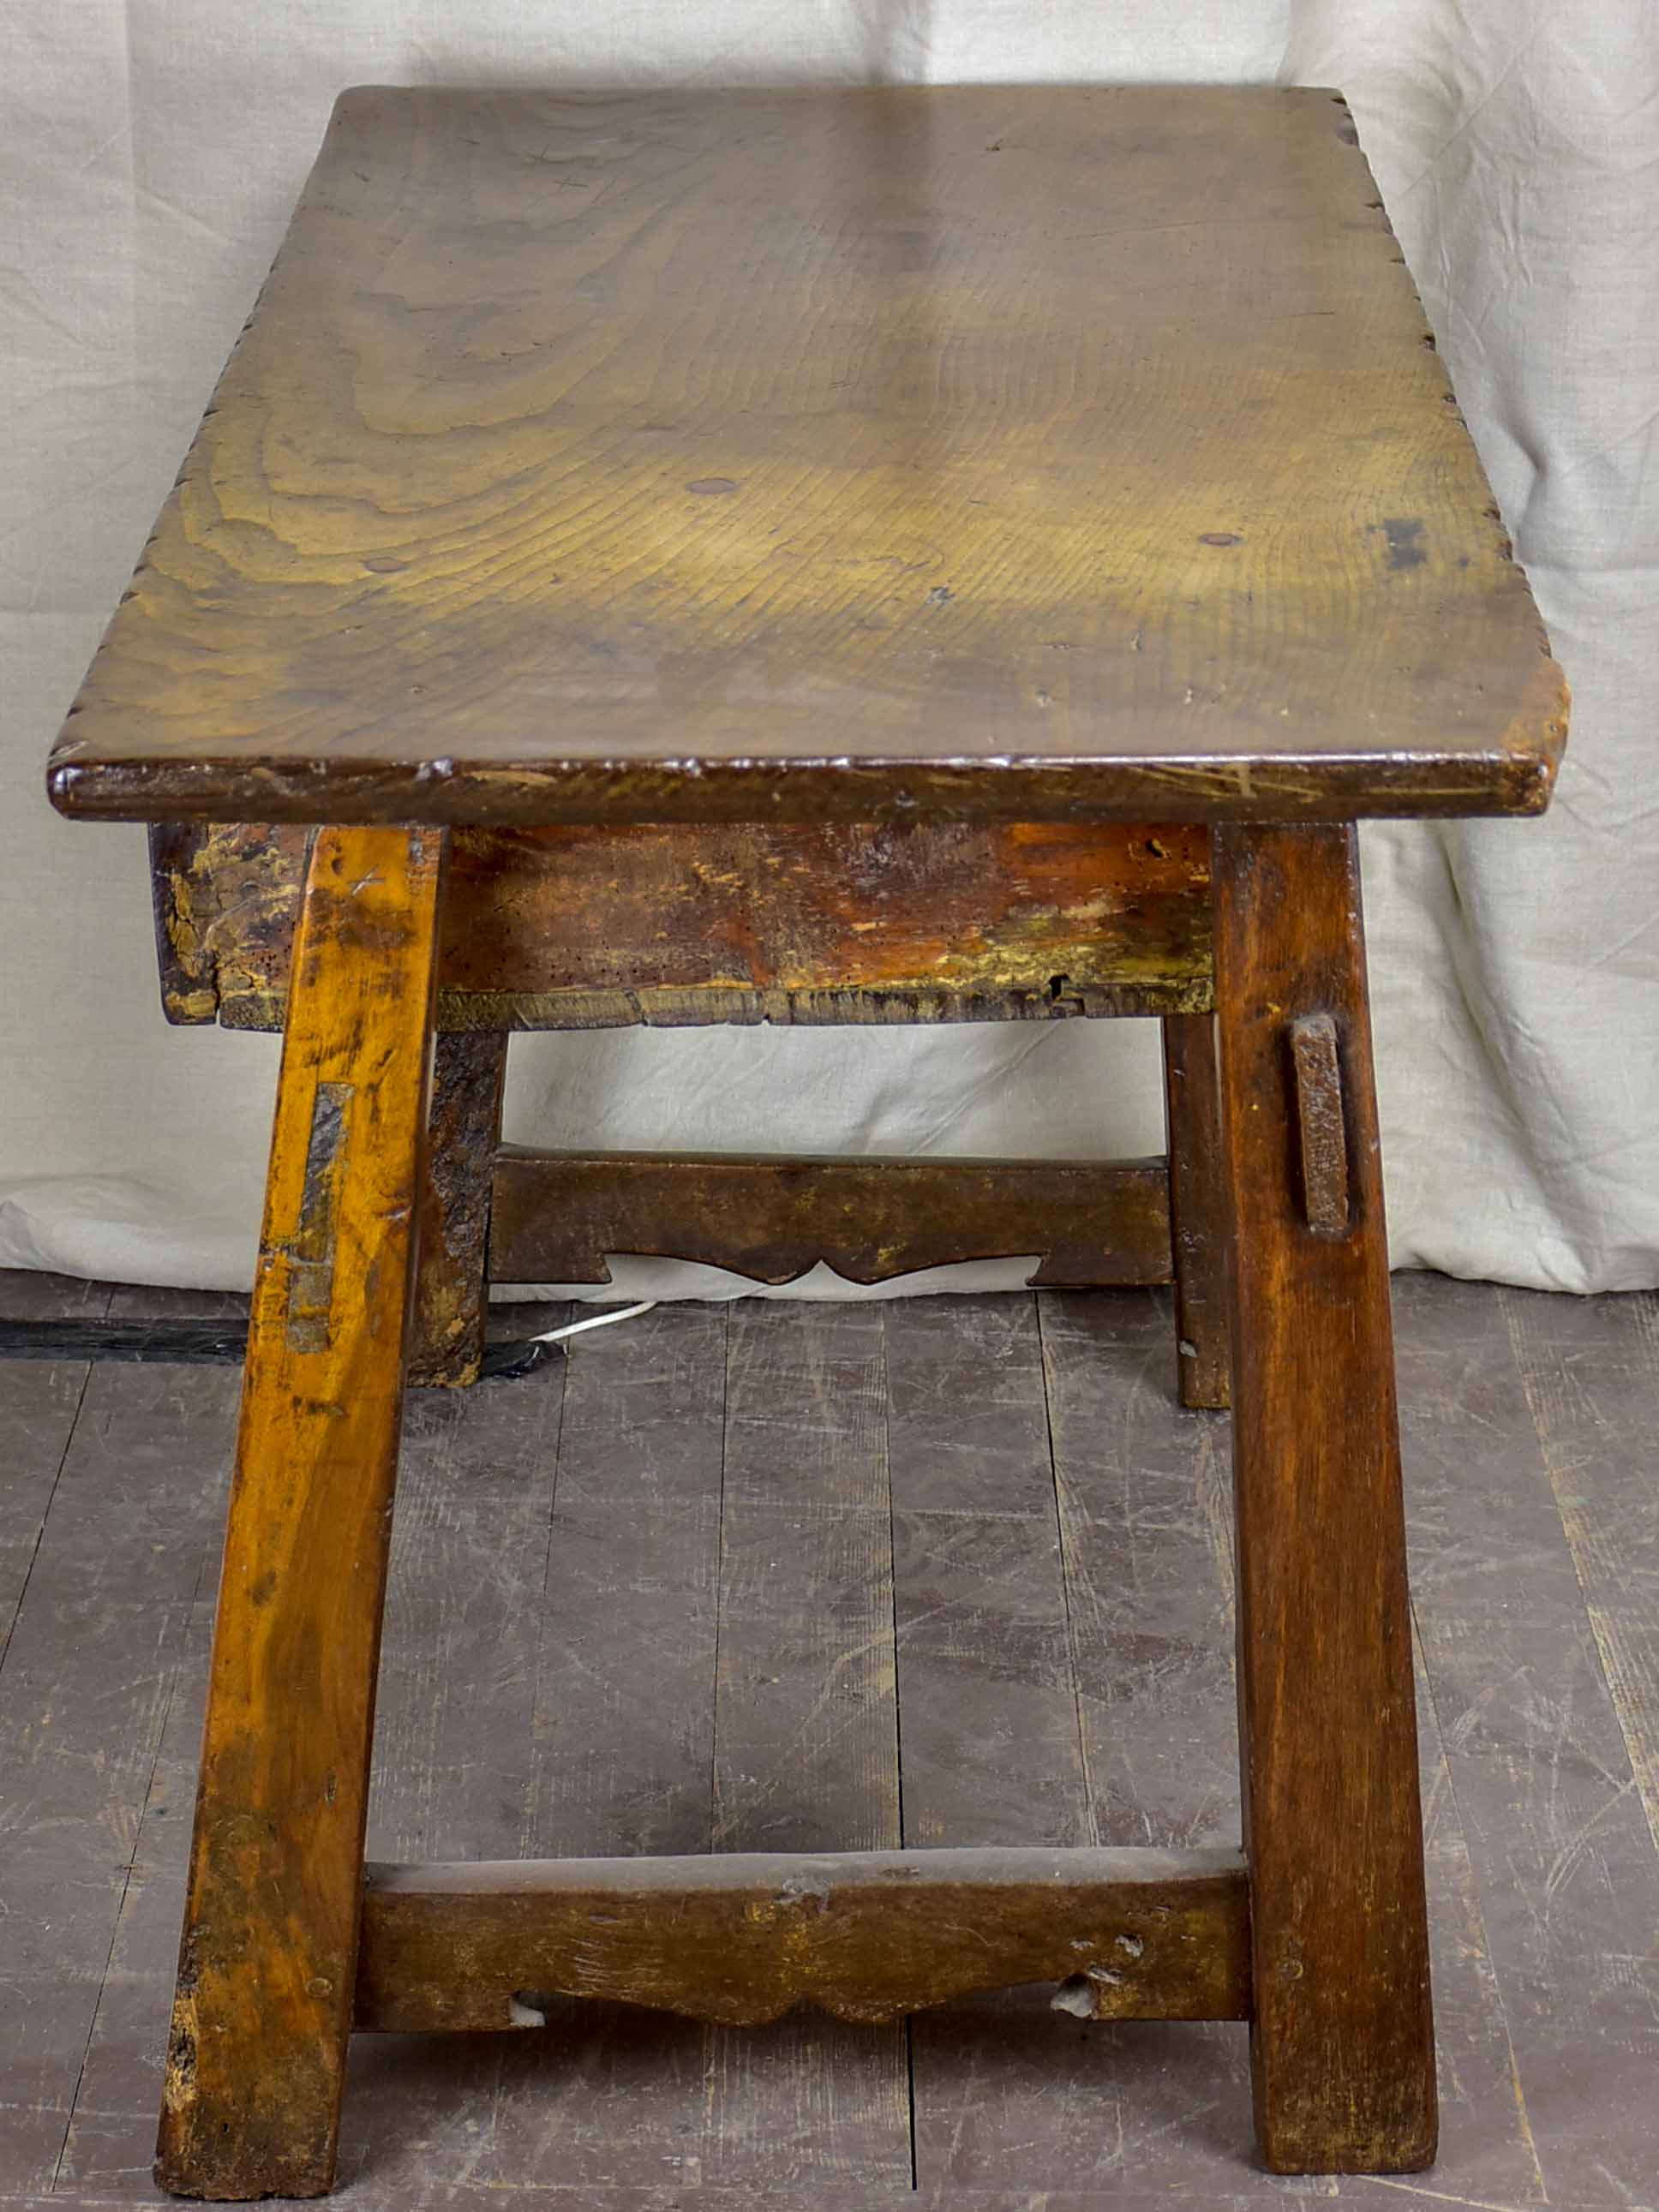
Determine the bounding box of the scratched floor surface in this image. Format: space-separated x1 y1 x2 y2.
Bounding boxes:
2 1268 1656 2211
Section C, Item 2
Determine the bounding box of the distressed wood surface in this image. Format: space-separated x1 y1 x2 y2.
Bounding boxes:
353 1848 1251 2032
482 1300 738 2192
336 1299 576 2190
530 1302 726 1860
1410 1276 1659 2192
1502 1285 1659 1868
1033 1289 1549 2201
9 1270 1659 2206
0 1271 111 1672
1041 1291 1240 1856
43 1294 278 2204
1213 823 1435 2174
0 1293 239 2198
711 1300 910 2184
149 819 1213 1031
1161 1013 1231 1408
885 1291 1099 2179
884 1294 1090 1850
489 1151 1173 1291
716 1306 897 1855
51 86 1564 828
154 828 444 2201
408 1030 508 1387
368 1310 573 1870
983 1297 1255 2179
1287 1012 1351 1236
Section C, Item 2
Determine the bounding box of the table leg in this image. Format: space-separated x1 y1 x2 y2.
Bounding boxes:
154 826 446 2200
1161 1011 1230 1408
1212 822 1435 2174
409 1030 508 1386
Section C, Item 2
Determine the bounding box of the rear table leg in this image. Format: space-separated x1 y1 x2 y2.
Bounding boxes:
155 826 446 2200
1161 1011 1230 1408
410 1030 509 1387
1213 822 1435 2174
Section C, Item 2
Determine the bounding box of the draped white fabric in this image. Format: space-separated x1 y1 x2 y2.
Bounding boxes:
3 3 1655 1299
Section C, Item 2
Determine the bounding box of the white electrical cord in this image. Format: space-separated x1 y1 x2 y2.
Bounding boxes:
522 1299 656 1348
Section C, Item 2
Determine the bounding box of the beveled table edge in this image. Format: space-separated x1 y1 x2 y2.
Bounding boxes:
47 718 1566 828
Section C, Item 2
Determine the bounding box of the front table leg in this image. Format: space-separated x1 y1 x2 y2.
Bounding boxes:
156 827 446 2199
1212 824 1435 2173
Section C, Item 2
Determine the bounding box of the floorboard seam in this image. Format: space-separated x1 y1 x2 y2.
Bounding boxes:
707 1303 733 1853
525 1304 573 1854
877 1306 919 2191
1034 1293 1098 1844
0 1356 94 1679
1407 1588 1548 2208
1502 1284 1659 1870
51 1521 213 2194
11 1276 1658 2202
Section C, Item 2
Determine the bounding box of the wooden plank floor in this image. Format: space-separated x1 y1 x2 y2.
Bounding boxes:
3 1269 1657 2210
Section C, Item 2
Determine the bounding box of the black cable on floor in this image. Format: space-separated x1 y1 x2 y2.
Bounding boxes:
0 1318 558 1381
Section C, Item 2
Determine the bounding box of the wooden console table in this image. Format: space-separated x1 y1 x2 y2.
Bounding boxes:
48 83 1566 2197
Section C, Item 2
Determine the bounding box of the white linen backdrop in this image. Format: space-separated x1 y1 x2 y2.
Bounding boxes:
2 2 1656 1300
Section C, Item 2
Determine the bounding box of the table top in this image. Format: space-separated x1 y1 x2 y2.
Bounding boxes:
49 84 1566 828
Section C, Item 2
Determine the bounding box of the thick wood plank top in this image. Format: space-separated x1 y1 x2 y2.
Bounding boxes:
50 85 1566 827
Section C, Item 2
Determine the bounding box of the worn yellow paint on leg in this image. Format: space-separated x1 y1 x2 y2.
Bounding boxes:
155 826 444 2200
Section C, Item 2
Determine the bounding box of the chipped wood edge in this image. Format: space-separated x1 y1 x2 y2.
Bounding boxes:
355 1845 1252 2031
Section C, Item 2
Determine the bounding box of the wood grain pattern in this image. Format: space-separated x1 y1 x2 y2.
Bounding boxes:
1161 1013 1231 1409
352 1848 1251 2031
1288 1013 1351 1235
1040 1288 1240 1855
1506 1286 1659 1869
530 1301 724 1862
1213 823 1434 2174
368 1311 571 1868
0 1325 238 2197
884 1294 1091 1850
408 1030 507 1387
915 1283 1250 2191
512 1300 739 2189
716 1305 897 1856
0 1274 111 1672
883 1291 1101 2177
13 1268 1659 2203
711 1300 911 2183
1407 1276 1659 2197
149 819 1213 1031
154 828 443 2201
488 1151 1173 1291
51 86 1565 828
333 1304 574 2193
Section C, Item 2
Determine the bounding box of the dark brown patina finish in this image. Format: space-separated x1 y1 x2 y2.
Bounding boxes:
150 819 1213 1031
409 1032 508 1387
354 1847 1252 2031
51 86 1563 830
43 78 1567 2203
488 1151 1175 1293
